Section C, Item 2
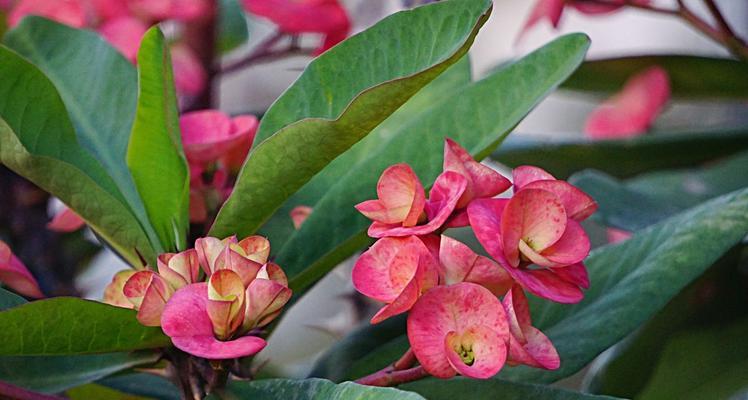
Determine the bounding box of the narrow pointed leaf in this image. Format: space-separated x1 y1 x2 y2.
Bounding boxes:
127 27 190 252
209 0 494 239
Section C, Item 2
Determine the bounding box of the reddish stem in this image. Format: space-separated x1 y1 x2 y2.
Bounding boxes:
355 366 429 387
183 0 218 111
0 380 67 400
392 348 417 371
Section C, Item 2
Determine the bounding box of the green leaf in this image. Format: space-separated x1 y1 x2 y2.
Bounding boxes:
0 352 158 393
0 287 26 311
275 33 591 292
218 0 249 53
208 0 494 239
401 377 622 400
561 55 748 99
499 187 748 383
491 129 748 179
225 378 425 400
67 383 151 400
4 18 163 259
258 56 473 251
0 46 154 266
0 297 170 355
638 318 748 400
571 149 748 231
98 373 180 400
127 27 189 252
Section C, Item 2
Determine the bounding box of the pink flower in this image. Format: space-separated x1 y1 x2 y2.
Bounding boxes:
128 0 212 22
407 282 509 379
512 166 597 222
8 0 86 29
157 249 201 289
194 235 271 286
468 197 590 304
438 235 512 296
442 139 511 227
584 66 671 139
357 166 467 238
519 0 650 39
123 270 174 326
290 205 313 230
241 0 350 55
47 206 86 232
0 240 43 298
503 285 560 369
161 283 267 359
98 16 149 63
170 44 208 98
179 110 259 165
352 236 439 324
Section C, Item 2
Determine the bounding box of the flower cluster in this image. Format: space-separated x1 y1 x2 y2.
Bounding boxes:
105 235 291 359
353 139 597 379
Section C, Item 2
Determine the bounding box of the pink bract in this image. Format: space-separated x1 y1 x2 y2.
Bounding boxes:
290 205 313 230
512 166 597 221
129 0 211 22
352 236 438 324
438 235 512 296
367 171 467 238
585 66 670 139
443 138 511 208
161 283 267 359
157 249 201 289
408 282 509 379
171 44 207 98
179 110 258 165
103 270 136 308
47 206 86 232
519 0 650 39
0 240 44 298
503 285 560 369
123 270 173 326
467 198 586 303
98 16 149 63
355 164 426 227
8 0 86 28
241 0 350 54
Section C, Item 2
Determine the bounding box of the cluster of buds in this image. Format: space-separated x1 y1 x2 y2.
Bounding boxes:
353 139 597 379
105 236 291 359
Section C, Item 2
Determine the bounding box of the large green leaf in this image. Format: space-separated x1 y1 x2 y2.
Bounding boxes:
258 56 473 252
0 287 25 311
4 18 162 258
127 27 189 252
311 188 748 385
208 0 493 239
638 318 748 400
561 55 748 99
98 373 180 400
491 129 748 179
225 378 425 400
401 377 622 400
275 33 590 292
0 297 170 355
0 46 154 266
0 352 159 393
499 187 748 383
571 149 748 231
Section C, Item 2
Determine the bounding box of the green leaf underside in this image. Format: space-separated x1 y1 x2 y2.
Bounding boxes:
501 187 748 383
209 0 494 239
126 27 189 252
491 129 748 179
561 55 748 99
637 318 748 400
218 0 250 53
226 378 425 400
0 352 159 393
276 33 590 293
0 46 153 266
310 188 748 386
258 56 473 257
401 377 623 400
4 17 163 260
98 373 181 400
0 297 170 355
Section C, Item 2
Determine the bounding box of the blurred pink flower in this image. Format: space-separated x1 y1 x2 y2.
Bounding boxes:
584 66 671 139
47 206 86 232
290 205 313 229
97 16 148 63
8 0 86 28
0 240 44 298
180 110 258 165
519 0 650 39
170 44 208 98
242 0 350 54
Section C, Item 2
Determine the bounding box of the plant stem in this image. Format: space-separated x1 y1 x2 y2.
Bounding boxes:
218 32 287 75
392 348 417 370
355 366 429 387
676 0 748 60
